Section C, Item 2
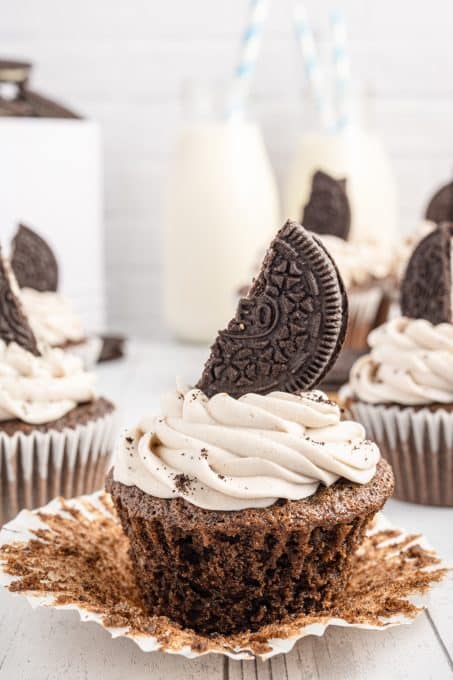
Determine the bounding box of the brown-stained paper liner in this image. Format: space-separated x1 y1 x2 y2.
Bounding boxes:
0 413 117 525
348 401 453 506
346 286 389 351
0 493 448 660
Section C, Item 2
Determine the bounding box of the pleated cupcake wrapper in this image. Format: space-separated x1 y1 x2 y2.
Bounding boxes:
346 286 388 351
348 402 453 506
64 336 103 369
0 493 448 661
0 412 117 525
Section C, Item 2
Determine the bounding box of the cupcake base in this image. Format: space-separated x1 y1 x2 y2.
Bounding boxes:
107 460 394 636
345 399 453 507
0 398 116 525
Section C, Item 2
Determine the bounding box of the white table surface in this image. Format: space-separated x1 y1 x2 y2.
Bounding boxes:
1 341 452 680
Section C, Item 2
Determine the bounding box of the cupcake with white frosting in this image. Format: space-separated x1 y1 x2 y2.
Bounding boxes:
10 224 102 367
107 222 394 635
342 223 453 506
0 251 116 524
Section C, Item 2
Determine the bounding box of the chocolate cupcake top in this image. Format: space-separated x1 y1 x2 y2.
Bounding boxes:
0 245 96 425
348 317 453 405
9 224 87 348
113 385 379 511
113 221 384 511
347 223 453 406
0 340 97 424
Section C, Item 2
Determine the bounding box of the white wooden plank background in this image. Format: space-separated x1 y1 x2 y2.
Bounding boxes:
0 341 452 679
2 1 453 338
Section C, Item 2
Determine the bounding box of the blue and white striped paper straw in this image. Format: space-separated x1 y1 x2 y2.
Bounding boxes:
293 1 334 133
228 0 270 119
330 8 352 132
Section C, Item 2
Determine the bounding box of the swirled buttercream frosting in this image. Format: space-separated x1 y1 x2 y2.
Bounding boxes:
0 340 97 424
318 234 394 289
113 386 380 510
20 288 85 347
349 317 453 405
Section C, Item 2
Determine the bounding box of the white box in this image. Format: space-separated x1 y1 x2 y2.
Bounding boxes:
0 118 105 331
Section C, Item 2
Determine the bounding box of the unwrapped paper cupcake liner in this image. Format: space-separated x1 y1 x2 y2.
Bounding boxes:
348 401 453 506
346 286 390 351
0 492 448 660
0 412 117 525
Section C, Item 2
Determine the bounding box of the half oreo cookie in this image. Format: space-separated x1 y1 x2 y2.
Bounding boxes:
197 220 348 398
400 222 453 325
425 180 453 224
11 224 59 292
0 247 40 355
302 170 351 240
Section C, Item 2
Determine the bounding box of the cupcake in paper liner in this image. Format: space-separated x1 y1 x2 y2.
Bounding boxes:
0 246 117 525
341 222 453 506
107 222 394 637
9 224 120 367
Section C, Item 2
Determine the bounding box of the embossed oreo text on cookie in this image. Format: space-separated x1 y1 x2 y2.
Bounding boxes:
302 170 351 241
425 181 453 224
0 248 40 355
11 224 59 292
197 220 348 398
400 222 453 324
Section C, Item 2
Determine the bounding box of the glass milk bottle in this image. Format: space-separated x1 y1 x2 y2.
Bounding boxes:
162 84 280 343
285 86 398 243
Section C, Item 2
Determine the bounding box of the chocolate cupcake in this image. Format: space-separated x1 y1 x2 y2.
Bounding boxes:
342 224 453 506
11 224 102 367
107 221 393 635
0 250 117 524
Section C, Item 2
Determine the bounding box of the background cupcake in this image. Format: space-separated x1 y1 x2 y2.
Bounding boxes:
0 248 117 524
10 224 125 365
107 222 393 635
342 223 453 506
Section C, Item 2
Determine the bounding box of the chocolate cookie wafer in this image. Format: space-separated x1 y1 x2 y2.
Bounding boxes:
11 224 59 292
425 180 453 224
197 220 348 398
302 170 351 240
0 246 40 355
400 222 453 324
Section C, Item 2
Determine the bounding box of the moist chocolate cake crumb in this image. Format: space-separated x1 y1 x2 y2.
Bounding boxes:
106 460 394 635
0 494 446 656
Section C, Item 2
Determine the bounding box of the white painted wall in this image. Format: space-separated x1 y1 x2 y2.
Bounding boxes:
1 0 452 338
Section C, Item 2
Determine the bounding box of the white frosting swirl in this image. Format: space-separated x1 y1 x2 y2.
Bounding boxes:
113 387 380 511
20 288 85 347
316 234 394 289
0 340 97 424
349 317 453 405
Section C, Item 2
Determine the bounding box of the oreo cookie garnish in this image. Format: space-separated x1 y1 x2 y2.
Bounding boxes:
0 247 40 355
197 220 348 398
302 170 351 241
400 222 453 324
11 224 59 292
425 181 453 224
